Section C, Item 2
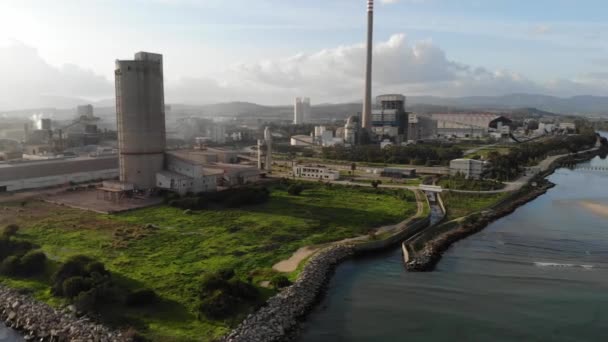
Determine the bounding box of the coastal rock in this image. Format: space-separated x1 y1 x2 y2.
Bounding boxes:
223 244 355 342
0 285 131 342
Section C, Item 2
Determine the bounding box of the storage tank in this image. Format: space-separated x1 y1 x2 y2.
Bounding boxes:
114 52 166 189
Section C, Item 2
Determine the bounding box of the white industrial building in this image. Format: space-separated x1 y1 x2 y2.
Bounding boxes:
449 159 486 179
0 156 118 193
294 97 311 124
157 153 223 195
293 165 340 181
290 135 314 146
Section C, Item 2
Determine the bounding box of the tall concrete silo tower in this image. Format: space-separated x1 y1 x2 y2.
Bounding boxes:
361 0 374 130
115 52 166 189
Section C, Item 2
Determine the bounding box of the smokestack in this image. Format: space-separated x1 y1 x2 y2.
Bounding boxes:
362 0 374 130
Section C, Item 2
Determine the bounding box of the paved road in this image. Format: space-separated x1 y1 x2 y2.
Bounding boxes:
450 148 599 194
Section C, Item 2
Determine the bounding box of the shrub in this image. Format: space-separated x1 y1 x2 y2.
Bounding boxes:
126 289 158 307
287 184 304 196
63 276 92 298
0 256 20 276
198 270 260 320
1 224 19 239
217 268 235 280
20 250 47 276
228 279 258 300
0 239 35 261
198 289 237 319
270 275 291 289
73 288 97 313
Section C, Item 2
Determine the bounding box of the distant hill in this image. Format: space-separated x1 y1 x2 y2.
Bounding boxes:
407 94 608 116
3 93 608 119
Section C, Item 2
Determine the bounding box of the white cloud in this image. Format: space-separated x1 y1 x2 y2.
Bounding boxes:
0 41 113 109
2 35 608 110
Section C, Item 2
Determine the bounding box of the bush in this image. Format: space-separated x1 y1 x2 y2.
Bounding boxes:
0 256 20 276
198 270 260 320
73 288 97 313
270 275 291 289
287 184 304 196
198 289 237 319
20 250 47 276
63 276 92 298
1 224 19 239
0 239 35 262
126 289 158 307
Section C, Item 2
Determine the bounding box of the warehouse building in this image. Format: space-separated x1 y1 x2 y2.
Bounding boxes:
0 156 118 193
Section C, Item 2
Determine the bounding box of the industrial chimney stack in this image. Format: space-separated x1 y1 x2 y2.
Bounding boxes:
362 0 374 130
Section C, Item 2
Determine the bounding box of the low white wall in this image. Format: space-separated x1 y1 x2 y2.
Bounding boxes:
0 169 118 192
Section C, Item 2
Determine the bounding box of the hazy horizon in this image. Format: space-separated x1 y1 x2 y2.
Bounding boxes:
2 0 608 110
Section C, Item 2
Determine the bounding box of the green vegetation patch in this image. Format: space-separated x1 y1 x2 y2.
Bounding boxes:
441 192 508 221
1 183 416 341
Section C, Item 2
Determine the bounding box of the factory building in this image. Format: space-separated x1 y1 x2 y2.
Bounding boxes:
0 156 118 193
344 116 360 145
449 158 486 179
424 113 511 139
407 113 438 142
157 153 223 195
115 52 166 189
77 105 94 118
371 94 408 142
293 165 340 181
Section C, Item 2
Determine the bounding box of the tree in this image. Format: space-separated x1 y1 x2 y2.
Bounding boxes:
371 180 382 189
1 224 19 239
287 184 304 196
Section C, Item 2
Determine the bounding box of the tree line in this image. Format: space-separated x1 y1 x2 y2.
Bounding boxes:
321 144 463 166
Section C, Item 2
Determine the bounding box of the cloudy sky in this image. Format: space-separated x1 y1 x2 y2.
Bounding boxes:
1 0 608 109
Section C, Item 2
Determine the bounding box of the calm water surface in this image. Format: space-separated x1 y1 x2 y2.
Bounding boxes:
300 154 608 342
0 324 22 342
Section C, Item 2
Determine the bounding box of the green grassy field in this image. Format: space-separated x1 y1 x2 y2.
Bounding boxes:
1 184 416 341
441 191 508 221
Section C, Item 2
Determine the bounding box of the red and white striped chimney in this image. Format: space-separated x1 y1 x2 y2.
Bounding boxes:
367 0 374 12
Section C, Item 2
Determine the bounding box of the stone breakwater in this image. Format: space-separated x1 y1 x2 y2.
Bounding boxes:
406 183 555 272
0 285 130 342
224 245 355 342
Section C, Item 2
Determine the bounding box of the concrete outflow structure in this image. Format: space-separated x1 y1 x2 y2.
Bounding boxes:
115 52 166 190
361 0 374 130
258 127 273 172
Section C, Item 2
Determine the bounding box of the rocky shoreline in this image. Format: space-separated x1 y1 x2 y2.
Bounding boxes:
0 285 130 342
224 245 355 342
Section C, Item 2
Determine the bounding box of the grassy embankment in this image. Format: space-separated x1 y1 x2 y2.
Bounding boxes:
0 183 416 341
410 192 508 251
